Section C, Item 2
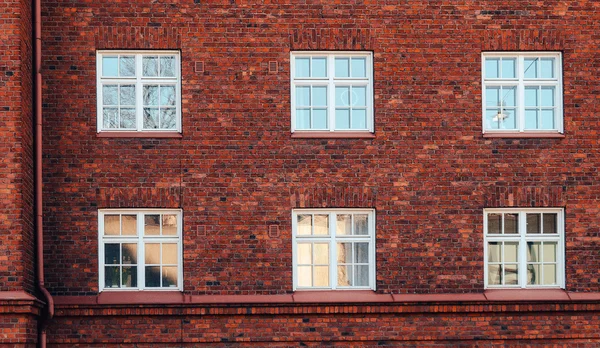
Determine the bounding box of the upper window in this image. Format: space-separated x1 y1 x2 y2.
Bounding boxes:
292 209 376 290
484 208 564 289
99 209 182 291
97 51 181 133
482 52 563 134
291 52 373 133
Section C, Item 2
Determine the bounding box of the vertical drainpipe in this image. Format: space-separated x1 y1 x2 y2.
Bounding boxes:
34 0 54 346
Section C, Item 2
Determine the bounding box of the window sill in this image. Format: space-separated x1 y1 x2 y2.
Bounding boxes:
97 132 182 138
483 132 564 139
484 289 570 301
291 131 375 139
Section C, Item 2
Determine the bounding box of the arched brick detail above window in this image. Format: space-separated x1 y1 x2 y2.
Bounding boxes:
290 186 377 209
483 186 566 208
289 28 373 51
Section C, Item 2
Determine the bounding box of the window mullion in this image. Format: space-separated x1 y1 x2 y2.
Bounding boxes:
519 214 527 288
518 56 525 132
329 56 335 131
136 55 143 131
330 213 336 289
138 212 145 290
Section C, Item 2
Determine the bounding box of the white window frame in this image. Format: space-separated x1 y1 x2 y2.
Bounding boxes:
290 51 374 133
98 209 183 291
481 52 563 134
292 209 376 291
96 50 182 133
483 208 565 289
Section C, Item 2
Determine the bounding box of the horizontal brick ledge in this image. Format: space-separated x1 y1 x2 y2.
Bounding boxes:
97 131 183 138
291 131 376 139
482 132 565 138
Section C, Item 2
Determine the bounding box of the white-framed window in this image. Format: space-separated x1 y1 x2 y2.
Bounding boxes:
290 52 374 133
96 51 181 132
99 209 183 291
292 209 376 290
484 208 564 289
482 52 563 133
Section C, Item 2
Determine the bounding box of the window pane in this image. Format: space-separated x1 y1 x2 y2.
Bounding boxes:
485 58 499 78
145 266 161 287
143 57 158 77
102 85 118 105
543 242 557 262
487 214 501 234
297 214 312 235
102 56 118 77
122 215 137 235
353 86 366 106
488 242 500 262
527 214 541 233
104 266 120 288
351 110 367 129
335 58 349 77
120 109 136 129
160 86 176 106
541 87 555 107
540 58 554 78
312 109 327 129
524 87 538 107
488 264 501 285
356 265 369 286
504 214 518 234
297 243 312 264
543 264 557 285
143 108 159 129
524 58 538 78
103 108 118 128
527 242 541 262
355 243 369 263
144 215 160 235
162 244 178 264
122 266 137 287
122 243 137 264
335 109 350 129
119 56 135 77
336 214 351 235
295 86 310 106
313 243 329 264
297 266 312 286
354 214 369 235
497 108 516 129
351 58 366 77
337 243 352 264
485 109 501 130
162 266 178 287
524 110 538 130
144 85 159 106
312 57 327 77
314 266 329 287
504 242 519 262
502 87 516 107
160 108 177 129
104 215 120 235
504 264 518 285
528 264 540 285
162 215 177 235
295 109 310 130
159 56 175 77
485 87 499 107
501 58 515 78
336 86 350 107
312 86 327 107
543 214 557 234
105 244 120 264
295 57 310 78
540 110 554 129
337 265 352 286
144 244 160 264
314 215 329 235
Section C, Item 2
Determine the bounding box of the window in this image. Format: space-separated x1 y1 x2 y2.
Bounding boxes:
291 52 373 133
484 208 564 289
292 209 375 290
482 52 562 134
97 51 181 133
99 209 182 291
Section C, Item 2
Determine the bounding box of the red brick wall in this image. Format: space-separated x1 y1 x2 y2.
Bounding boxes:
0 314 37 347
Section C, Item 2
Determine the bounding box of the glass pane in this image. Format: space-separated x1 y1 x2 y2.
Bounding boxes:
314 215 329 235
488 264 501 285
484 58 499 78
122 243 137 264
528 264 540 285
143 85 159 106
297 243 312 264
145 266 161 287
102 56 118 76
295 109 310 130
485 87 499 107
335 109 350 129
144 244 160 265
524 58 538 78
354 214 369 235
527 214 541 234
543 214 557 234
122 266 137 287
351 109 367 129
487 214 501 234
119 56 135 77
312 109 327 129
485 109 501 130
336 86 350 107
104 215 120 235
162 266 178 287
143 57 158 77
504 242 519 263
351 58 366 77
314 266 329 287
102 85 118 105
105 244 120 264
543 243 557 262
295 86 310 106
143 108 159 129
504 264 518 285
353 86 366 107
144 215 160 235
502 87 516 107
313 243 329 264
162 244 178 264
297 214 312 235
504 213 519 234
337 243 352 264
356 265 369 286
120 109 136 129
524 110 538 130
543 264 557 285
501 58 515 78
487 242 500 262
160 108 177 129
162 215 177 235
336 214 351 235
524 87 538 107
295 57 310 78
335 58 349 77
312 57 327 77
160 56 175 77
527 242 541 262
103 108 119 129
121 215 137 235
540 110 554 129
312 86 327 107
104 266 120 288
337 265 352 286
355 243 369 263
541 87 554 107
160 86 176 106
496 108 516 129
297 266 312 286
540 58 554 78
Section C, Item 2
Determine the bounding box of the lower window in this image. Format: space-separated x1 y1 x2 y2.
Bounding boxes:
99 209 182 291
292 209 376 290
484 208 564 289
